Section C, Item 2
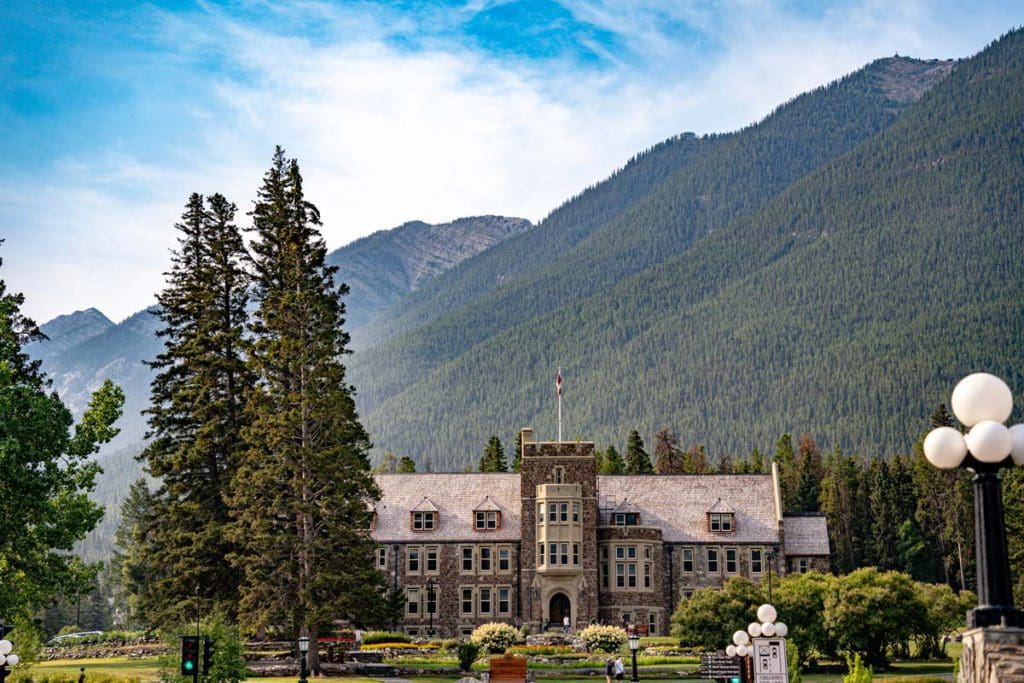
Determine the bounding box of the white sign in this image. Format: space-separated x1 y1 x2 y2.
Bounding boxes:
752 637 788 683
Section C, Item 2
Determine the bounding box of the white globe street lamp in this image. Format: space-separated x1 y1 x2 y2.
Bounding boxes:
924 373 1024 628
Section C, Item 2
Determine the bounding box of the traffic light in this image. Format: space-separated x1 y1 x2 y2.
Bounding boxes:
181 636 200 676
202 637 214 675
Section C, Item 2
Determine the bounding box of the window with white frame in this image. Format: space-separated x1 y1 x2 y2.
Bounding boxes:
681 547 694 573
725 547 738 574
475 510 500 530
411 511 437 531
708 512 734 532
707 547 720 573
751 548 763 574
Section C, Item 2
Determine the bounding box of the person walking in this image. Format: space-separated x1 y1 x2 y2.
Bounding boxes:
614 656 625 682
605 658 614 683
563 615 570 634
78 668 85 683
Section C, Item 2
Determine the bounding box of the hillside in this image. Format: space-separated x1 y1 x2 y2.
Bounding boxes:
330 215 532 339
350 55 963 467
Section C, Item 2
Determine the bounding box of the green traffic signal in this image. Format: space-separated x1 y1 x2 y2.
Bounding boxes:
184 662 194 671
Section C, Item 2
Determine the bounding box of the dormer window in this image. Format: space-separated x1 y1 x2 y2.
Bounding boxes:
475 510 501 530
709 512 734 532
615 512 639 526
411 511 438 531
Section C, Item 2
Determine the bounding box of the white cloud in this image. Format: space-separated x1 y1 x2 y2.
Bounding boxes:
2 0 1016 322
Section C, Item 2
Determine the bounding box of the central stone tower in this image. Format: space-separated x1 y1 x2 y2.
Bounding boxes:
519 428 599 631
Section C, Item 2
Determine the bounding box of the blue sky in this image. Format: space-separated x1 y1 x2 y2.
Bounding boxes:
1 0 1020 322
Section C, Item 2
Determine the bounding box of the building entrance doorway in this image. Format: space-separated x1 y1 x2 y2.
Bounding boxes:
549 593 570 628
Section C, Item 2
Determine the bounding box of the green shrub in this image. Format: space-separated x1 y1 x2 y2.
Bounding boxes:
843 653 872 683
457 642 481 670
506 645 574 655
578 624 627 653
361 642 436 650
470 623 523 654
361 631 411 645
431 638 461 651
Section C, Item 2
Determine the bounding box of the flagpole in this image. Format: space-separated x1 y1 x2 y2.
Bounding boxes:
557 367 562 443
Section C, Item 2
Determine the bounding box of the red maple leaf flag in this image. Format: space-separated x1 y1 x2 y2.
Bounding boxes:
557 369 562 397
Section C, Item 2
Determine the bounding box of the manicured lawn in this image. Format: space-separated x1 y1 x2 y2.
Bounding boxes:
31 657 163 680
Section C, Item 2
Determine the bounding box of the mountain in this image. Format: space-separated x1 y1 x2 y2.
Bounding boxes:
29 214 532 559
349 54 967 467
27 307 114 364
330 215 532 340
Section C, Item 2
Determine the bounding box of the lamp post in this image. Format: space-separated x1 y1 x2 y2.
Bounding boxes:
297 636 309 683
922 373 1024 628
765 549 776 604
726 605 789 683
426 578 436 638
628 632 640 683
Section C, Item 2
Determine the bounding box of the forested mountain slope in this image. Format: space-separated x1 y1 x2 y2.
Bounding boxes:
355 31 1024 468
329 215 531 339
361 56 952 357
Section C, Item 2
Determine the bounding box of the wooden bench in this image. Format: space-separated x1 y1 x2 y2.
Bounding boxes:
489 654 527 683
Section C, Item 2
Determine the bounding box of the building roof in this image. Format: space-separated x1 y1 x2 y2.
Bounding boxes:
373 474 521 542
783 514 830 556
597 475 781 544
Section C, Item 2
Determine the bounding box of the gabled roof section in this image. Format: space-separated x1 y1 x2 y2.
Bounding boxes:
597 474 780 544
474 495 502 511
708 498 735 514
373 474 521 542
411 497 439 512
783 514 830 556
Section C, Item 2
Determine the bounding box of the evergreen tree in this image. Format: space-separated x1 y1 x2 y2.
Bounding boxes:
795 452 821 512
774 434 799 510
111 478 156 629
397 456 417 473
682 444 710 473
819 446 862 574
374 452 399 474
0 256 124 617
479 435 508 472
930 403 955 428
229 148 381 663
654 427 683 473
511 431 523 473
601 445 625 474
749 448 765 473
139 191 251 627
625 430 653 474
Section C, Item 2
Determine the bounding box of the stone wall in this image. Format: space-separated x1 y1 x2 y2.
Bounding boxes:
959 626 1024 682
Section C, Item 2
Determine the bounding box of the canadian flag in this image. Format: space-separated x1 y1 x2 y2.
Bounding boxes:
556 369 562 397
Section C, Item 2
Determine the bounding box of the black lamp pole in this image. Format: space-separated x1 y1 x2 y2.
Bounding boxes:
765 549 775 605
298 637 309 683
426 579 436 637
964 457 1021 627
628 633 640 683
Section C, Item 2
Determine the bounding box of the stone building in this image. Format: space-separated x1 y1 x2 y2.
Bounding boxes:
371 429 830 637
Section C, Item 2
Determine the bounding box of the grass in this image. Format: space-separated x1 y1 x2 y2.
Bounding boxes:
30 657 163 680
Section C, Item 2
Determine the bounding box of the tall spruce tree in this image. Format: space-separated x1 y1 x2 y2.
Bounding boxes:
625 430 653 474
479 435 508 472
140 192 251 627
601 445 625 474
511 431 523 473
773 434 799 511
654 428 683 474
229 148 381 664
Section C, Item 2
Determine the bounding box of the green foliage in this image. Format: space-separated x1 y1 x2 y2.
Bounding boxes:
578 624 627 653
787 642 801 683
361 631 411 645
671 577 763 650
625 431 653 474
228 147 384 639
824 568 925 668
0 258 125 616
203 612 247 683
479 436 508 472
469 622 523 654
600 445 625 474
843 653 872 683
137 191 251 627
773 571 834 664
456 642 481 671
397 456 417 473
